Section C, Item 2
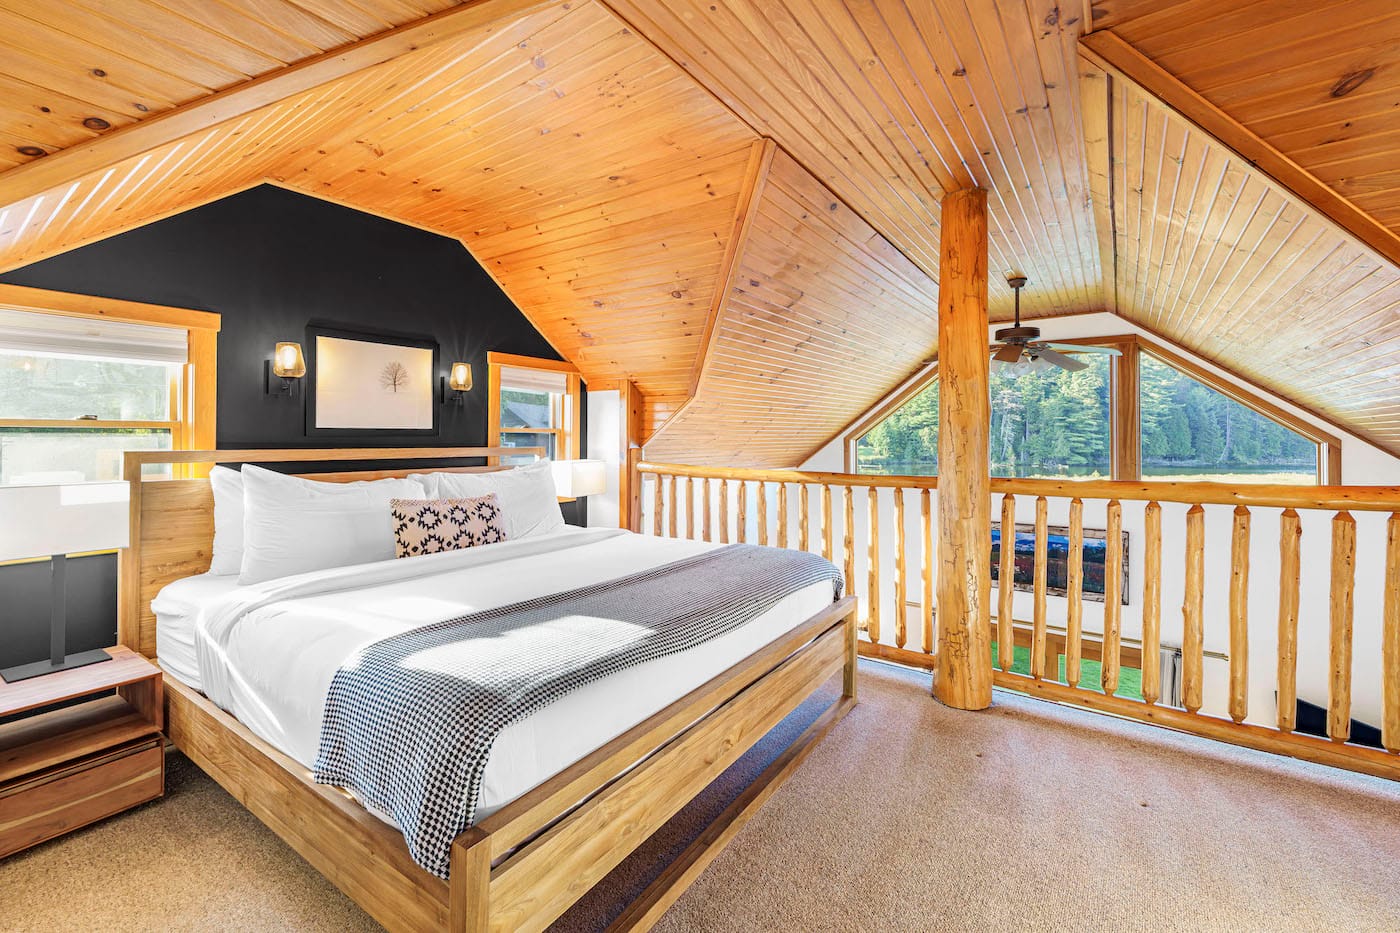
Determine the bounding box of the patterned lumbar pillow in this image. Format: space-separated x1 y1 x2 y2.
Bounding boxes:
390 494 506 558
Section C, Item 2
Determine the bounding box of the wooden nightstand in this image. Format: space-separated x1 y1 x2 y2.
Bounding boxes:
0 646 164 858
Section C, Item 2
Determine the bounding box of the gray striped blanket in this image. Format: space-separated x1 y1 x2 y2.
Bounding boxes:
313 543 843 878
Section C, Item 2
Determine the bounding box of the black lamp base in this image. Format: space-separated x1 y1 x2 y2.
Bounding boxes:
1 647 112 683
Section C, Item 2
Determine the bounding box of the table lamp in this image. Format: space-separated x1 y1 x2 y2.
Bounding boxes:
550 459 608 499
0 481 129 683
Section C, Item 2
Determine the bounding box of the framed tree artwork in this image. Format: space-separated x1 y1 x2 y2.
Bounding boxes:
305 325 439 436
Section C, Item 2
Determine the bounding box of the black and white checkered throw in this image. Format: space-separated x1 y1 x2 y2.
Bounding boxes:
313 543 843 878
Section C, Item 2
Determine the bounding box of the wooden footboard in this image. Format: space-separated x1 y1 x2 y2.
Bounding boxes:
162 596 857 932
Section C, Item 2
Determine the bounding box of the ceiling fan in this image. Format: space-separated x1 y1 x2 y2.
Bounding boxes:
991 274 1119 372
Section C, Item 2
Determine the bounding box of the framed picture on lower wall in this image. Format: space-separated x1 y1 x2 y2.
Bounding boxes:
306 326 439 436
991 521 1129 604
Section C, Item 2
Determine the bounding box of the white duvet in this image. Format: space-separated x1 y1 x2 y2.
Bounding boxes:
166 527 834 822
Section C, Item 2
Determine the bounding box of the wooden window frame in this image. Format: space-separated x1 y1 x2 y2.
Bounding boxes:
486 351 581 469
841 332 1343 485
0 283 220 483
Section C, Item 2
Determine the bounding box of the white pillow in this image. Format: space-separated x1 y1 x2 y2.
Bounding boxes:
410 460 564 540
208 466 245 576
238 465 426 585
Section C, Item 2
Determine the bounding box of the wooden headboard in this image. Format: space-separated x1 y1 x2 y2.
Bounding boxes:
117 447 543 658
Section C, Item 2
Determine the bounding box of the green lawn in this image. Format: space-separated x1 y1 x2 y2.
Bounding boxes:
991 641 1143 701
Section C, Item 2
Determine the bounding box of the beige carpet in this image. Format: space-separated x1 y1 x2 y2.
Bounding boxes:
3 661 1398 932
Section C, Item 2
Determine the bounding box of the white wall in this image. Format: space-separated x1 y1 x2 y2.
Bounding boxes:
794 312 1400 729
585 388 620 528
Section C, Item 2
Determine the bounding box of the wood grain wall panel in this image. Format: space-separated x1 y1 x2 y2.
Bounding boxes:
1095 0 1400 240
645 150 939 467
605 0 1101 321
1089 64 1400 449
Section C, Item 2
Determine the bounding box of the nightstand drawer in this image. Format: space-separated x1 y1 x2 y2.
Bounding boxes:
0 738 163 858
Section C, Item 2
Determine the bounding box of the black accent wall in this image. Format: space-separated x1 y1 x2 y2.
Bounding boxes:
0 184 583 669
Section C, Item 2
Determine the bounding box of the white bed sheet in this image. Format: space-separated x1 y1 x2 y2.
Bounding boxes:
157 527 835 824
151 571 243 692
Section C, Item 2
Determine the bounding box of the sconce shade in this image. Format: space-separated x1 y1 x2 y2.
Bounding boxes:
273 342 306 378
551 459 607 498
449 362 473 392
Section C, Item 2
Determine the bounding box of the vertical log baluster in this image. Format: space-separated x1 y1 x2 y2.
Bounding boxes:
1183 504 1205 714
700 478 711 541
777 482 788 549
894 490 907 649
921 488 934 655
867 488 881 644
667 475 678 539
757 482 769 546
736 481 748 544
1101 500 1122 693
1227 506 1251 723
997 494 1016 672
1141 501 1162 705
684 477 695 540
1329 511 1356 742
1277 509 1301 732
821 485 833 561
718 479 730 544
651 474 663 537
1066 498 1084 688
843 487 856 631
1032 496 1049 681
798 485 809 552
1383 513 1400 752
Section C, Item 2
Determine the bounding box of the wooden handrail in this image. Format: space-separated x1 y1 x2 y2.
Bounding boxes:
637 461 939 490
637 461 1400 511
632 458 1400 787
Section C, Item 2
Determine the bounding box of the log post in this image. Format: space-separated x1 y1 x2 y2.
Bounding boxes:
933 187 992 710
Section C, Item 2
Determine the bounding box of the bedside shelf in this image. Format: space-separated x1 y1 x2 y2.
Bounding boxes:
0 645 164 859
0 695 154 784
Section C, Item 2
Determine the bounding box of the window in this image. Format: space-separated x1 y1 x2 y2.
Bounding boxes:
1140 352 1320 484
487 352 580 466
0 284 219 487
855 379 938 476
853 354 1111 479
847 333 1340 484
989 354 1110 478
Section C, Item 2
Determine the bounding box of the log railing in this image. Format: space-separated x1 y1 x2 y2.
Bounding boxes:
634 460 1400 784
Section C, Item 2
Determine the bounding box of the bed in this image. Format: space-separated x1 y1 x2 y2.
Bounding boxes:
118 447 857 932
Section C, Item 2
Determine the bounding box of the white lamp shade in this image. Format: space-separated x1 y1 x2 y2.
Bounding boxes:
0 481 130 562
550 459 607 498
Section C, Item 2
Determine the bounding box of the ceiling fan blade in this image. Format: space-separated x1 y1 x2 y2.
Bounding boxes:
992 343 1023 364
1043 343 1123 357
1036 347 1089 372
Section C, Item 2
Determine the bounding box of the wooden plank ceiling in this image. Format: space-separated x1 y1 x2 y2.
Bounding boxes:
1094 0 1400 238
646 148 940 467
0 0 1397 462
1082 59 1400 446
0 0 461 172
607 0 1099 322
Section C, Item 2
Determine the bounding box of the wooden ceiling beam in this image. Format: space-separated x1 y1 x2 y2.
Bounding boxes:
1080 29 1400 271
0 0 559 212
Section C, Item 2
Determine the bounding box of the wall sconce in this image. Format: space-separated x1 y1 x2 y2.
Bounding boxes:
265 341 306 397
442 362 473 406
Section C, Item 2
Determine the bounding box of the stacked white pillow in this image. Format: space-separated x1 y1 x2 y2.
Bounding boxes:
208 465 246 576
207 460 565 585
411 460 565 540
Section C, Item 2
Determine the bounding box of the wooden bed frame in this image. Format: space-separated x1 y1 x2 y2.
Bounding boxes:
118 448 858 932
